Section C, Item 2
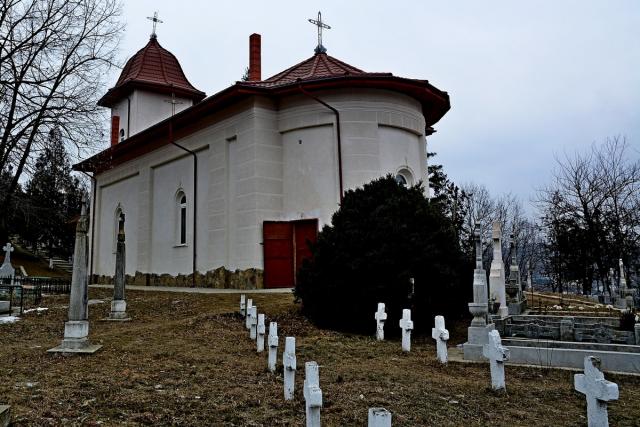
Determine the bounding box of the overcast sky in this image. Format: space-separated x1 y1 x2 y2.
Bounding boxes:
108 0 640 211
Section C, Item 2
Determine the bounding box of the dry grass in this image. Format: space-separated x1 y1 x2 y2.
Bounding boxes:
1 289 639 426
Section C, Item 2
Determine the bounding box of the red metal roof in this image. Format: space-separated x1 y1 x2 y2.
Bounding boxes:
98 36 205 107
244 52 388 88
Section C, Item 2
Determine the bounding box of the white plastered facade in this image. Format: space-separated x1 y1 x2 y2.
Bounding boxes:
91 88 428 276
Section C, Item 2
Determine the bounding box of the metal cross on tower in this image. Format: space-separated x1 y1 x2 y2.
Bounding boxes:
147 11 163 38
308 11 331 54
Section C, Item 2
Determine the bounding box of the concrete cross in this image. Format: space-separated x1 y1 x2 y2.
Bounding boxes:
256 313 266 352
249 306 258 340
483 330 510 391
431 315 450 364
2 243 13 265
399 309 413 352
368 408 392 427
304 361 323 427
268 322 278 372
283 337 296 400
374 303 387 341
240 294 246 317
245 298 253 329
574 356 619 427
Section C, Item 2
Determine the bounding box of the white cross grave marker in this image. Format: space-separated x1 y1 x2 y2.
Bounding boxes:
483 330 510 391
249 306 258 340
256 313 265 352
245 298 253 329
304 361 323 427
268 322 279 372
284 337 296 400
374 303 387 341
2 243 14 265
240 294 246 317
574 356 619 427
368 407 392 427
399 309 413 352
431 315 450 364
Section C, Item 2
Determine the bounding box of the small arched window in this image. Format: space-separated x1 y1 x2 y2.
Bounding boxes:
119 129 125 142
395 168 414 187
177 192 187 245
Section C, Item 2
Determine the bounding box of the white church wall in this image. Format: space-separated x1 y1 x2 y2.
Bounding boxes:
378 125 424 186
130 90 192 137
94 172 140 276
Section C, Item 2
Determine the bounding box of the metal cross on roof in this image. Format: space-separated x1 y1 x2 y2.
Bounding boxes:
147 11 163 38
308 11 331 54
164 92 184 116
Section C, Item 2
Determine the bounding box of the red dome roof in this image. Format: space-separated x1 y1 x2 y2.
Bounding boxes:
98 36 205 107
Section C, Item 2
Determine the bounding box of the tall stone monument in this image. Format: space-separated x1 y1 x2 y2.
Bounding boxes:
109 213 129 320
463 222 495 361
506 235 526 315
616 258 634 310
48 199 101 354
489 221 508 318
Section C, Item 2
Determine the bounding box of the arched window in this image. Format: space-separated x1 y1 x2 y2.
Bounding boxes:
119 129 125 142
395 168 414 187
177 192 187 245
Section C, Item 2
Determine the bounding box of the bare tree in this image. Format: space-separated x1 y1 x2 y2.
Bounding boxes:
0 0 122 237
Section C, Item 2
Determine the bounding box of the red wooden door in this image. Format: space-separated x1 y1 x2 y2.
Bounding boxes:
263 219 318 288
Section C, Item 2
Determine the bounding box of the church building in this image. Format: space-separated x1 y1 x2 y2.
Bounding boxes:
75 17 451 289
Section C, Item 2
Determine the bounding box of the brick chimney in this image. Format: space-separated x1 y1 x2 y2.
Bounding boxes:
248 33 261 81
110 115 120 146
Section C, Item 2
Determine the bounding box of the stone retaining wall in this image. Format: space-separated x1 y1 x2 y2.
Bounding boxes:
92 267 263 290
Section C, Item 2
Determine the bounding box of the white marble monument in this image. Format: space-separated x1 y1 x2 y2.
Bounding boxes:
574 356 619 427
304 361 323 427
489 222 508 318
482 330 509 391
431 315 449 364
240 294 246 317
284 336 296 400
0 243 15 279
268 321 278 372
368 408 392 427
399 309 413 352
256 313 265 352
245 298 253 329
374 303 387 341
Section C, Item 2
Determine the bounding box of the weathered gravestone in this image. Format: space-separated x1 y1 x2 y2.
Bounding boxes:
240 294 246 317
0 243 15 279
368 407 392 427
574 356 619 427
431 315 449 364
109 213 129 320
245 298 253 329
0 405 10 427
483 330 509 391
268 321 278 372
249 305 258 340
374 303 387 341
399 309 413 352
256 313 265 352
304 361 323 427
284 337 296 400
48 199 101 354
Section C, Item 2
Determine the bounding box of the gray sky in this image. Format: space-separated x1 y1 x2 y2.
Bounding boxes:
110 0 640 211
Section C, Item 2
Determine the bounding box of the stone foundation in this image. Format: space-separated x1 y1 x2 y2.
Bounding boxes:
92 267 264 290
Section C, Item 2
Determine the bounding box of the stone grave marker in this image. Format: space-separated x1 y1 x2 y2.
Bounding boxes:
489 221 508 318
574 356 619 427
431 315 449 364
256 313 265 352
240 294 246 317
0 405 10 427
0 242 15 279
375 303 387 341
249 305 257 340
268 321 279 372
48 199 101 354
109 213 129 320
304 361 323 427
482 330 509 391
399 309 413 352
368 407 392 427
245 298 253 329
284 336 296 400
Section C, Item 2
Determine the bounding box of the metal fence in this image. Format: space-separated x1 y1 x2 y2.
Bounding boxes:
0 276 71 315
